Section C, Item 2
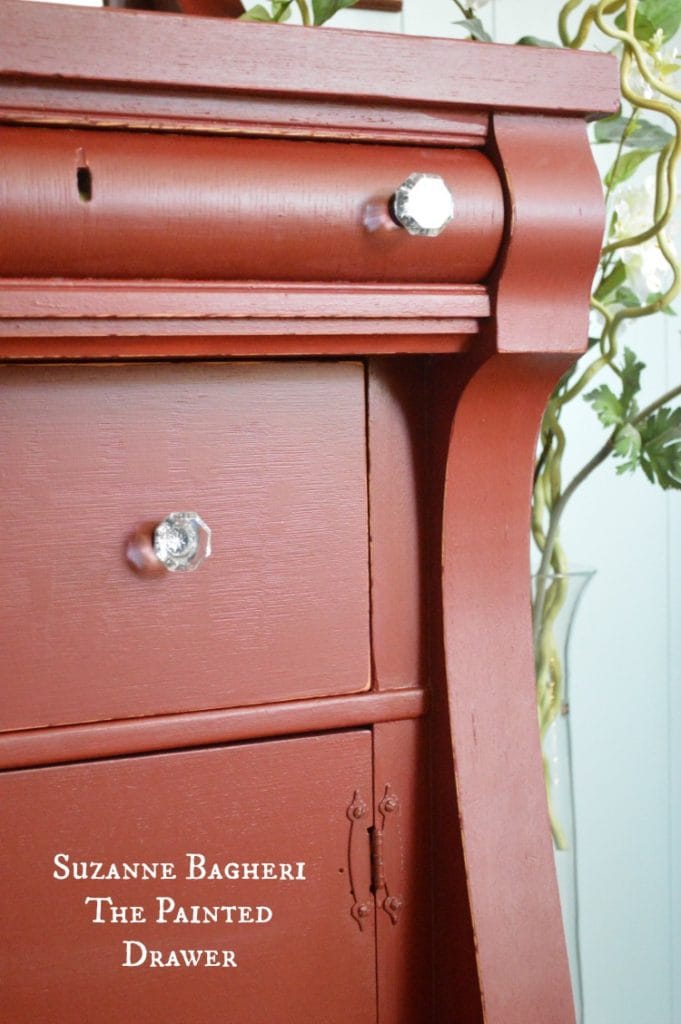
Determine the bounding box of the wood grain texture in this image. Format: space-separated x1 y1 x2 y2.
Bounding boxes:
0 83 488 147
373 719 432 1024
0 361 370 732
0 688 427 771
367 358 428 691
0 2 619 118
0 128 504 284
490 115 606 354
426 354 485 1024
0 731 376 1023
0 281 490 321
441 351 577 1024
0 329 475 359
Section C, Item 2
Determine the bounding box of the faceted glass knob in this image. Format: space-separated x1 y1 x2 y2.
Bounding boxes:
391 172 454 237
153 511 211 573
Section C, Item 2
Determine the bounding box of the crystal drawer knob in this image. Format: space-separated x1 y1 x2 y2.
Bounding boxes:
153 511 211 573
391 172 454 237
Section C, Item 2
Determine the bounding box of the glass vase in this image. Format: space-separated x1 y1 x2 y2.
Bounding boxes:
532 568 594 1024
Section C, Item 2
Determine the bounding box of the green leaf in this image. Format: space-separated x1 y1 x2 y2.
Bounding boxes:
271 0 293 18
613 423 643 473
639 406 681 489
646 291 678 315
240 3 275 19
614 285 642 308
615 9 656 41
620 347 645 413
604 148 656 188
594 260 627 304
594 114 674 149
312 0 358 24
515 35 561 48
453 17 493 42
616 0 681 42
585 384 625 427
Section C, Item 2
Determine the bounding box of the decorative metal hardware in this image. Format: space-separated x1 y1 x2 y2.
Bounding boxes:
346 791 370 932
375 785 404 926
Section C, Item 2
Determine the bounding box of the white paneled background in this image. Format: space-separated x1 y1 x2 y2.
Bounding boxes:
22 1 681 1021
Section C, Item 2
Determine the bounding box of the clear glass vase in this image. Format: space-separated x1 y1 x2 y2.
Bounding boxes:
532 568 594 1024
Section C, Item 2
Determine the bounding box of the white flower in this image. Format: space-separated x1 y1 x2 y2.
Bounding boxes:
609 177 676 302
467 0 490 11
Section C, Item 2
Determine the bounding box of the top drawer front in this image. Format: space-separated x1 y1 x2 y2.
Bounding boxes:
0 360 370 732
0 127 504 284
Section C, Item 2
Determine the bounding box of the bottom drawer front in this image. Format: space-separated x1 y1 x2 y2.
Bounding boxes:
1 731 375 1024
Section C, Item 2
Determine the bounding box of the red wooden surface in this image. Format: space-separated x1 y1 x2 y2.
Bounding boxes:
0 8 621 1023
0 282 490 321
0 688 427 771
491 115 606 354
367 358 428 691
0 361 370 732
0 328 475 359
0 85 489 148
1 732 376 1024
0 128 503 283
441 352 578 1024
426 355 486 1024
373 719 431 1024
0 2 618 119
437 113 607 1022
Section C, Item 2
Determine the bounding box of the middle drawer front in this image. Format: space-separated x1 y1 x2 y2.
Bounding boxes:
0 360 371 732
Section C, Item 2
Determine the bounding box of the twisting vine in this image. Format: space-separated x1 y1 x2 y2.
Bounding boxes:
534 0 681 847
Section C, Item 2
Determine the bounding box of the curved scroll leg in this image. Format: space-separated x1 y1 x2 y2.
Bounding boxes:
441 350 578 1023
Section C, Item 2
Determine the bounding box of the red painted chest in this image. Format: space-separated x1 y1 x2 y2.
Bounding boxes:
0 5 618 1021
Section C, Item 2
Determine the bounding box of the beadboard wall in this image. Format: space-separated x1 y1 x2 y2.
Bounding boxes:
22 1 681 1021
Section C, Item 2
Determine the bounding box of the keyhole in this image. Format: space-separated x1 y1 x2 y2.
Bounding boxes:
77 165 93 202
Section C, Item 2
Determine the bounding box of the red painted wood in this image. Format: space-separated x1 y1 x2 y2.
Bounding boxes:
0 3 619 118
0 128 504 283
426 355 485 1024
0 11 620 1023
367 358 428 691
441 352 577 1024
373 719 431 1024
435 112 605 1022
0 361 370 732
0 688 427 771
1 731 377 1023
0 281 490 321
491 115 606 354
0 328 475 359
0 84 488 148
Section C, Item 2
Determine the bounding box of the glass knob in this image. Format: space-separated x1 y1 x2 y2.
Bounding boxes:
391 172 454 237
152 511 212 573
